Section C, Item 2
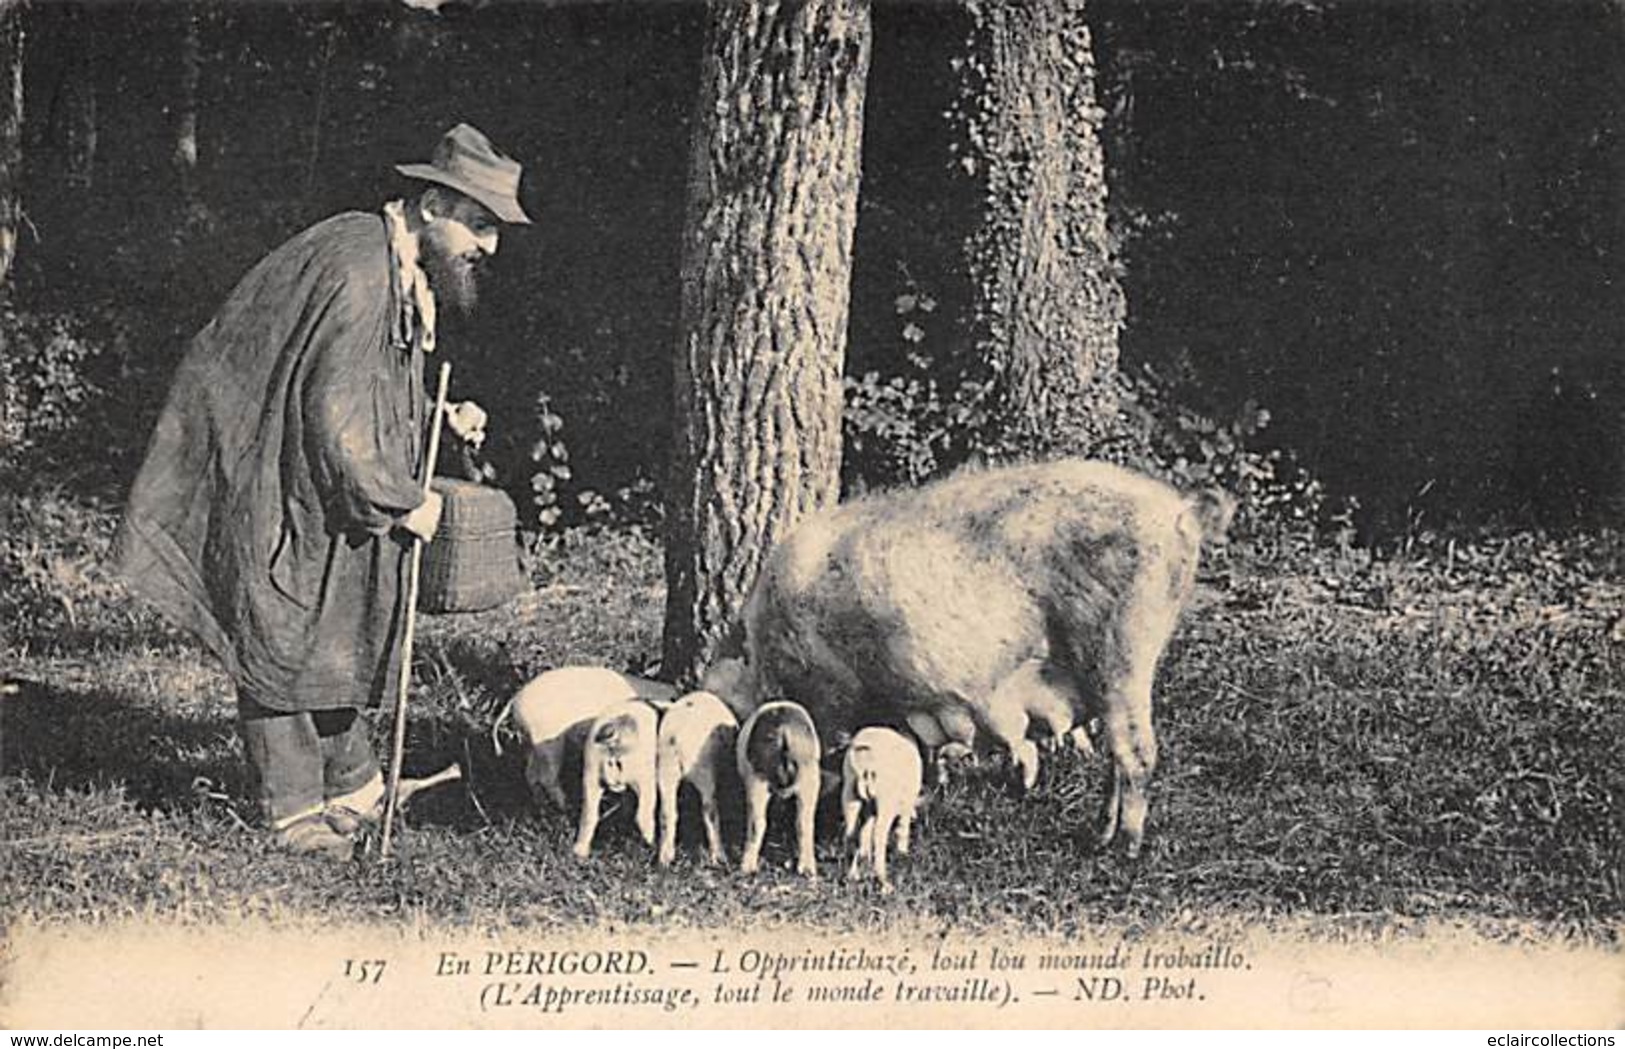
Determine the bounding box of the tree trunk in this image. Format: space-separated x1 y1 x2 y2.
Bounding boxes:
661 0 873 684
0 0 24 288
963 0 1124 458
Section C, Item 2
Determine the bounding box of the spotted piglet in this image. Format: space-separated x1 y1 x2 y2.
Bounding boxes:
573 699 660 859
491 666 677 816
736 700 821 877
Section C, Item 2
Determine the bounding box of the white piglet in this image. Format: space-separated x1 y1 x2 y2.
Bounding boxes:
574 699 661 859
736 700 822 877
841 726 923 893
655 690 739 867
491 666 677 814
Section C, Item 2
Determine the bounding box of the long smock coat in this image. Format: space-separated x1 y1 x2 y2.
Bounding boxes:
116 211 428 713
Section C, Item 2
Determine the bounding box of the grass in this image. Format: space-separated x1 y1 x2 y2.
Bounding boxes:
1 483 1620 944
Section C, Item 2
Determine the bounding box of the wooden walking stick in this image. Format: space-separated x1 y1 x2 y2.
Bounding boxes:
380 360 452 860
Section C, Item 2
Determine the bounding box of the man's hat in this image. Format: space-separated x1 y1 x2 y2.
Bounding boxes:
396 123 531 225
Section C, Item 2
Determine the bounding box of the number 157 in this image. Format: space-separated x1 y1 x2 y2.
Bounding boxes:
344 959 387 984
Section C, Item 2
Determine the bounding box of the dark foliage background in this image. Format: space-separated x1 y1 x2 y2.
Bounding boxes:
6 0 1621 537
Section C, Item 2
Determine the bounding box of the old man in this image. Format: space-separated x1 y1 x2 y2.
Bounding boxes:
116 124 530 859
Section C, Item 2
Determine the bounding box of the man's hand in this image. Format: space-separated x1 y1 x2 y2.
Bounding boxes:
446 401 488 449
400 490 444 543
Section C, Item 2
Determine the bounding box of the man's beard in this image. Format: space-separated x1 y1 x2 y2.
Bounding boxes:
419 225 480 315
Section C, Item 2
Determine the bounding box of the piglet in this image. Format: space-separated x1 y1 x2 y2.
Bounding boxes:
736 700 821 877
841 726 923 893
573 699 660 859
491 666 677 814
655 689 739 867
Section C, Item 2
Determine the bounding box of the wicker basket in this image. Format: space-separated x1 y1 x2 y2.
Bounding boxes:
418 478 524 614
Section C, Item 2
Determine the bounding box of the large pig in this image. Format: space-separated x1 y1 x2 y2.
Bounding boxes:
742 458 1232 858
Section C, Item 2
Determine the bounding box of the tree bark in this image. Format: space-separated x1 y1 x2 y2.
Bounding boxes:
963 0 1124 458
0 0 24 288
662 0 873 684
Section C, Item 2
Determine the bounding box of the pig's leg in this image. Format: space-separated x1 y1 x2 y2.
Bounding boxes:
872 805 898 894
981 687 1039 792
572 760 604 859
841 773 862 844
739 776 771 875
990 661 1071 755
842 773 865 881
656 752 681 866
907 713 952 788
635 779 657 848
526 739 569 814
794 770 820 878
1025 678 1076 755
1100 671 1158 859
696 770 726 865
1053 664 1099 759
858 811 880 880
848 818 869 883
1098 591 1177 859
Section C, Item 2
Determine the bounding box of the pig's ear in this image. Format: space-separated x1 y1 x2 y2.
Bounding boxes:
646 696 676 715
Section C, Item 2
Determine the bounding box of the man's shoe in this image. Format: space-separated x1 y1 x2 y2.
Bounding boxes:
274 813 356 861
324 773 385 836
323 801 382 837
